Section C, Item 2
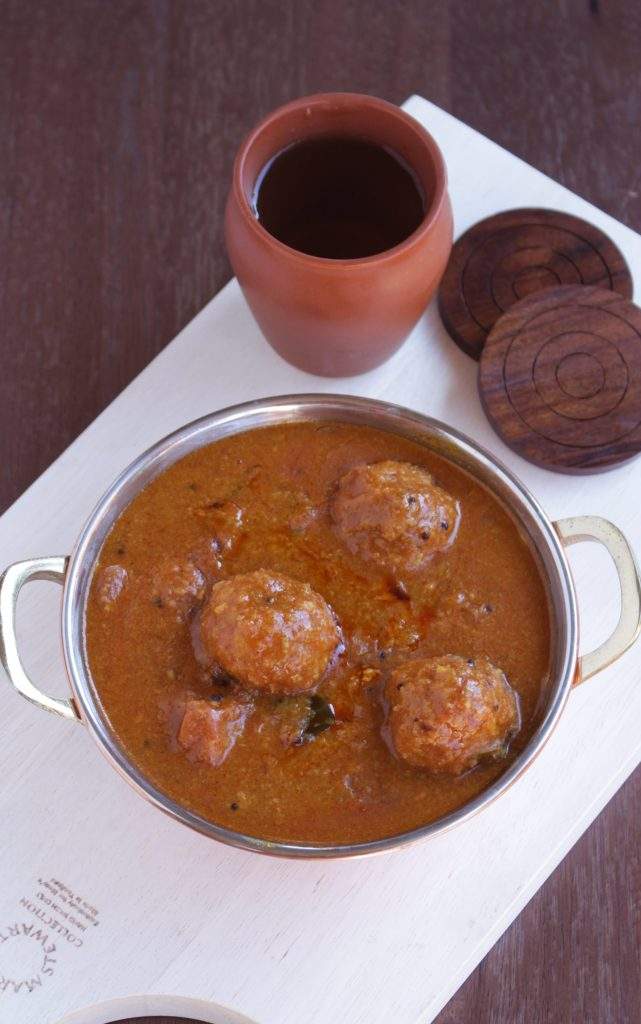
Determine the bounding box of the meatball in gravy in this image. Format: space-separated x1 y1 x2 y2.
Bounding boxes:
151 558 206 620
178 696 252 767
386 654 520 775
199 569 341 695
330 461 459 576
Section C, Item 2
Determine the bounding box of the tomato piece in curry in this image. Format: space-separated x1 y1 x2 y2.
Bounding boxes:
85 422 551 845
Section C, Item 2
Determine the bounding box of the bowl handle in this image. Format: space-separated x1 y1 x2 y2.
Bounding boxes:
0 556 81 721
555 516 641 684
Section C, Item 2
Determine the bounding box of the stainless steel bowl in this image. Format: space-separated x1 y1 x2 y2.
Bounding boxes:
2 394 640 858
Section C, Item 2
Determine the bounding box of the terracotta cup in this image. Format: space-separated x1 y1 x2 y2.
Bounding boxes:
225 92 453 377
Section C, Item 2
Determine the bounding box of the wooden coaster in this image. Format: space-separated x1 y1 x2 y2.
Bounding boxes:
478 285 641 473
439 208 633 359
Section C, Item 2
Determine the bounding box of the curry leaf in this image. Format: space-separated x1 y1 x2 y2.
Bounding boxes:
303 695 336 739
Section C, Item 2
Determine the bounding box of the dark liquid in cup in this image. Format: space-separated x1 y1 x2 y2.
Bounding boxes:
253 136 426 259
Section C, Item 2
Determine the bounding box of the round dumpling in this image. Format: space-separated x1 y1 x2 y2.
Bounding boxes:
199 569 341 695
330 460 459 575
385 654 520 775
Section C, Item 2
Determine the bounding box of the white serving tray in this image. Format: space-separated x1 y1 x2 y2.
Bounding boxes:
2 95 641 1024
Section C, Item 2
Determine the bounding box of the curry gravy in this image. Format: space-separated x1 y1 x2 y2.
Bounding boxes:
86 422 551 845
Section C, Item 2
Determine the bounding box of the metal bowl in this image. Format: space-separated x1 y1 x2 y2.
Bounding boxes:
2 394 640 858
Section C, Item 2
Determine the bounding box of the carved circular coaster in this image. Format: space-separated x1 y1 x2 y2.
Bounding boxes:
439 208 633 360
478 285 641 473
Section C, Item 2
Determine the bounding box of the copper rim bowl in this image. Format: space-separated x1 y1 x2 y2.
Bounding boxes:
1 394 640 858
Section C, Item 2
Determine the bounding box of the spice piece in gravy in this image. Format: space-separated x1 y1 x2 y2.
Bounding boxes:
178 696 253 767
96 564 128 610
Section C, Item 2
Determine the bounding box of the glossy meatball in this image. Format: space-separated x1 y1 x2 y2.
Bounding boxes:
330 461 459 575
199 569 341 695
385 655 520 775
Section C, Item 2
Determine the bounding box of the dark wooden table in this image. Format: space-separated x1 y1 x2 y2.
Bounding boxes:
2 2 640 1021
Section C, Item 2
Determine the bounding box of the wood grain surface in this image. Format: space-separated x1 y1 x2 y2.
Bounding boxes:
438 207 634 359
2 1 640 1022
478 284 641 473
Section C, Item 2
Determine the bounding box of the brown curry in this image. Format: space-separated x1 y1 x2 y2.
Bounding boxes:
86 422 551 845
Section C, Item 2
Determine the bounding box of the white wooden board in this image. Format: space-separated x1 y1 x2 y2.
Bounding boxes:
2 95 641 1024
